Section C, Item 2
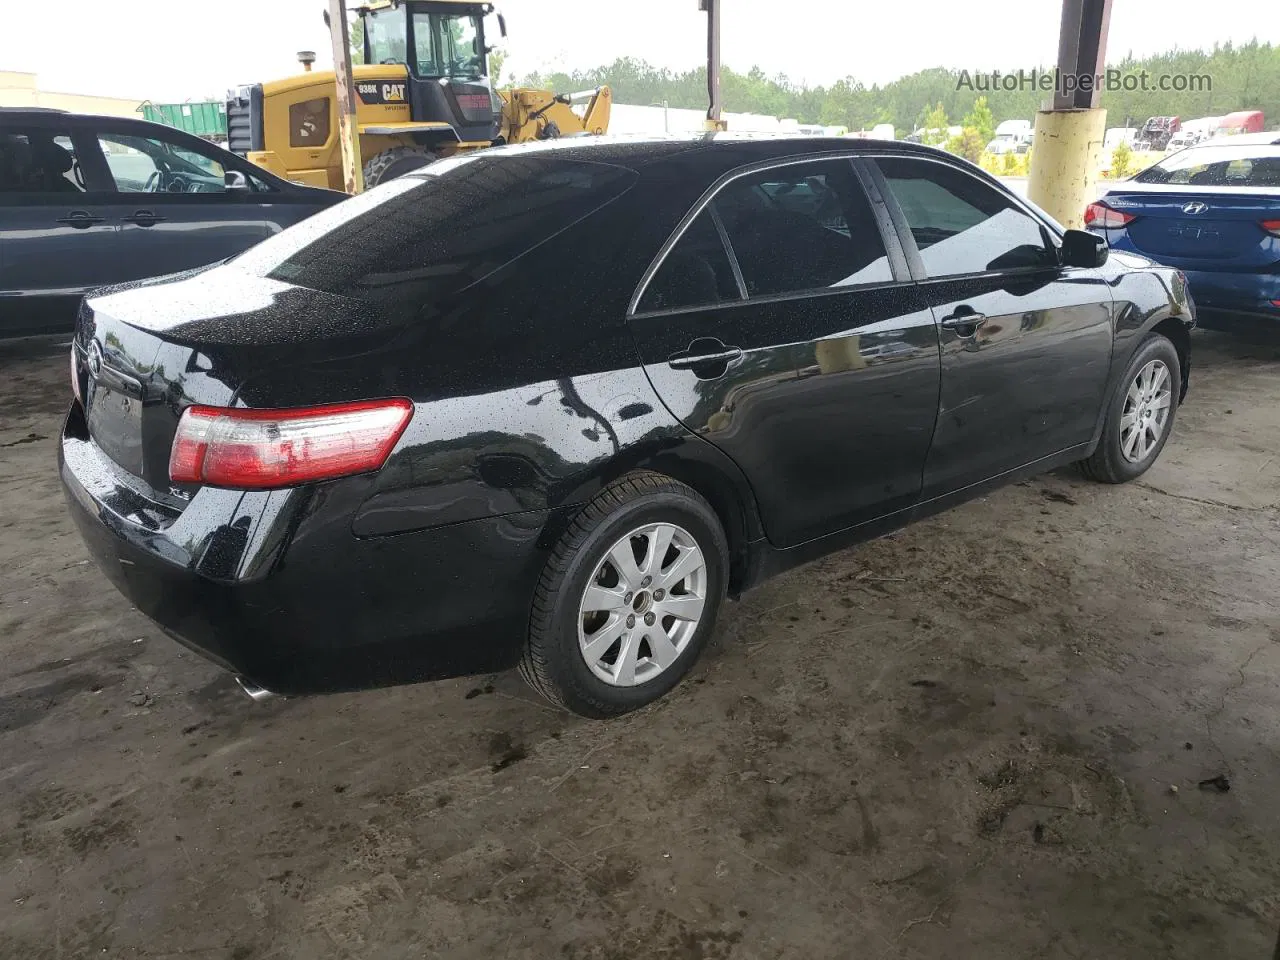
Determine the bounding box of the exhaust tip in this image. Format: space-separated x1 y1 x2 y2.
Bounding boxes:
235 676 276 702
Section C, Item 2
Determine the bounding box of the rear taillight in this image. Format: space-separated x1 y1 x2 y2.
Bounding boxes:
1261 219 1280 238
1084 201 1136 229
70 347 81 403
169 399 413 490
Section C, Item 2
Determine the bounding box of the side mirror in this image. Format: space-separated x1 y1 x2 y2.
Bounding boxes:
1061 228 1108 268
225 169 251 193
497 12 507 37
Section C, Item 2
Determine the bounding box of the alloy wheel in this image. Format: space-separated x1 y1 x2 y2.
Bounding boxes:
1120 358 1172 463
577 522 708 687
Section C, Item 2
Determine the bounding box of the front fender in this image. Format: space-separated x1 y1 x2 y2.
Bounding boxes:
1089 264 1195 445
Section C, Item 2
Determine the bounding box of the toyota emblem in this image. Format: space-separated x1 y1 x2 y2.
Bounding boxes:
87 340 103 378
1182 201 1209 215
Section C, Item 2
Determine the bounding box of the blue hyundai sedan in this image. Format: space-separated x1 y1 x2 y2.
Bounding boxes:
1086 134 1280 326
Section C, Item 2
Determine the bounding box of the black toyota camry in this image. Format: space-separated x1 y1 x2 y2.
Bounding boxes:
61 136 1195 718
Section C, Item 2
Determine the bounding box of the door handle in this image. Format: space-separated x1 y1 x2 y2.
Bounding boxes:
667 338 744 376
122 210 167 226
56 211 104 228
940 308 988 334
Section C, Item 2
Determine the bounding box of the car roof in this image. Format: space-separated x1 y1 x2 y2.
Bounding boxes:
1200 131 1280 146
1 107 153 126
0 107 248 155
474 132 961 171
0 106 235 143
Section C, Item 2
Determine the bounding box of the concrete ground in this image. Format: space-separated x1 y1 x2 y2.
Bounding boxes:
2 330 1279 959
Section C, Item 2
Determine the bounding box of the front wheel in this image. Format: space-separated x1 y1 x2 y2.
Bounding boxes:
521 473 729 718
1079 333 1181 483
361 146 436 188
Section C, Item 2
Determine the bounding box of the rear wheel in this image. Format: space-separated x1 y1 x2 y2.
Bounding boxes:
1079 333 1181 483
362 146 436 187
521 473 728 718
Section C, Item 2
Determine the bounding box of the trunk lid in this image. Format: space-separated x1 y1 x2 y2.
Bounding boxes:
1102 183 1280 269
75 263 401 490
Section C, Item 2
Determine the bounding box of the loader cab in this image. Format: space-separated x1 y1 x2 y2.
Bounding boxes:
360 0 503 144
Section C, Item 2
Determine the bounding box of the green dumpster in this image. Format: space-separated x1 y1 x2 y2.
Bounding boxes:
139 101 228 142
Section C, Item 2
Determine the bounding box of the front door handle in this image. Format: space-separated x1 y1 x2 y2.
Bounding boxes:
56 211 104 228
122 210 167 226
667 338 744 377
940 308 988 334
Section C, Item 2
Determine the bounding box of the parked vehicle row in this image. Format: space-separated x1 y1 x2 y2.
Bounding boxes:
986 118 1033 155
0 108 342 338
62 136 1194 716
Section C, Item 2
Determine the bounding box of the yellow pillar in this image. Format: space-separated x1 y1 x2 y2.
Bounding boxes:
1027 107 1106 230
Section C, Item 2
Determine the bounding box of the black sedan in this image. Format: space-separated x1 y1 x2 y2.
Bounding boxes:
60 136 1195 717
0 108 342 337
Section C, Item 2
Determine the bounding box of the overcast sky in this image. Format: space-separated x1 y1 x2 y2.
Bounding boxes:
6 1 1277 102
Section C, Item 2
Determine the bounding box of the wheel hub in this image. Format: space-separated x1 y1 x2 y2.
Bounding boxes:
1120 358 1172 464
576 521 708 687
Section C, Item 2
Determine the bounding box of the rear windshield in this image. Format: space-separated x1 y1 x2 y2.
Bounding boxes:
1134 144 1280 187
234 153 636 303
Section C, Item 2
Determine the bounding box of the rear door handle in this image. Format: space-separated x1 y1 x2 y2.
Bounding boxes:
56 211 105 228
668 338 744 377
940 308 988 333
122 210 166 226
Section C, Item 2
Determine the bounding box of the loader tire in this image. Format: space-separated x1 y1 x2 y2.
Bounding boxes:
362 147 436 187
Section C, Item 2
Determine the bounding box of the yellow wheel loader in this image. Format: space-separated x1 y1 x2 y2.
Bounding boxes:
226 0 611 191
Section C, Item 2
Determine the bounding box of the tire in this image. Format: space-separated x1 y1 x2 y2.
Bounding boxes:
362 146 436 187
1079 333 1182 483
521 472 729 718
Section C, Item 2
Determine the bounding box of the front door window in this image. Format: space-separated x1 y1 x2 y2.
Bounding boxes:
97 134 225 193
875 157 1055 276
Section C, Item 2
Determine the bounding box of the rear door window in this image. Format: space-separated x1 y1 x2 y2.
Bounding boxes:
0 130 87 194
636 209 740 313
714 160 894 296
875 156 1056 277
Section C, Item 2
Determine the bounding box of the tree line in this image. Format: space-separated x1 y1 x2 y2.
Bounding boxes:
512 40 1279 135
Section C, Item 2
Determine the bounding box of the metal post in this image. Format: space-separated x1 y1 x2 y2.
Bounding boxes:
328 0 364 194
1053 0 1112 110
1027 0 1112 228
699 0 725 131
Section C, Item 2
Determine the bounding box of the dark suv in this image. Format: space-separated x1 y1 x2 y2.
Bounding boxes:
0 108 342 337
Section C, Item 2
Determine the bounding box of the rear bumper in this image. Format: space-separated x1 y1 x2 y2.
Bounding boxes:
1104 235 1280 319
1180 267 1280 319
60 404 554 695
